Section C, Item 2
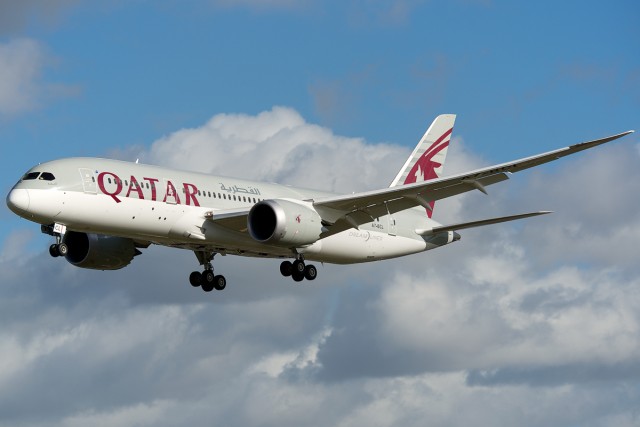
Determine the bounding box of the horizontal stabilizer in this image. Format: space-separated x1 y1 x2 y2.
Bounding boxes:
416 211 552 236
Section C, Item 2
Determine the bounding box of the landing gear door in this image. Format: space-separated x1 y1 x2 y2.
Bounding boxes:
388 216 397 236
386 203 397 236
79 168 97 194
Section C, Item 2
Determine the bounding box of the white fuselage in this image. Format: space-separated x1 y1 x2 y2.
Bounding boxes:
7 157 455 264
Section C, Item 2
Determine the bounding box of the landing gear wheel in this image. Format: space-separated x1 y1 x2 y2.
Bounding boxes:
57 243 69 256
189 271 202 287
292 271 304 282
214 275 226 291
49 244 60 258
191 251 228 292
280 261 293 277
293 259 305 274
201 270 215 292
304 264 317 281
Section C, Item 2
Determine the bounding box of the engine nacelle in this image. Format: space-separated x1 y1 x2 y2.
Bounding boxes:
62 231 139 270
248 199 323 247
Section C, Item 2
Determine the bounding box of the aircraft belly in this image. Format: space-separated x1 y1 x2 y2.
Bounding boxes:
50 191 289 255
34 190 428 263
304 230 427 264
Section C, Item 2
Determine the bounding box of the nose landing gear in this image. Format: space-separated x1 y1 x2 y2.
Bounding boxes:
46 223 68 258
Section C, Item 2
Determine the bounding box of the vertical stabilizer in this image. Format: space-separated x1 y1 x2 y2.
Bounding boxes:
389 114 456 217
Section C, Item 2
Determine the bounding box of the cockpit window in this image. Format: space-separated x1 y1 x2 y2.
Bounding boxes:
39 172 56 181
22 172 40 180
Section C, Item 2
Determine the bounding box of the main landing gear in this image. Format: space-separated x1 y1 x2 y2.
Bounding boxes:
189 251 227 292
280 257 317 282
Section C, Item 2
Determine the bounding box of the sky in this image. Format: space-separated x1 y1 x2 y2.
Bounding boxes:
1 1 640 426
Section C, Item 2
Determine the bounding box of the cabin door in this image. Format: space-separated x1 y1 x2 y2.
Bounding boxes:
79 168 97 194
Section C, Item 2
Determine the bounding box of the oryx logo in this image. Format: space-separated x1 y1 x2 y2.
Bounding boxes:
403 128 452 185
295 214 301 223
403 128 452 218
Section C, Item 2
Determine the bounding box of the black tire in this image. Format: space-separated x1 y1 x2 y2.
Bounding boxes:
49 244 60 258
58 243 69 256
214 275 227 291
292 271 304 282
280 261 293 277
304 264 317 281
293 260 305 274
201 270 215 292
189 271 202 287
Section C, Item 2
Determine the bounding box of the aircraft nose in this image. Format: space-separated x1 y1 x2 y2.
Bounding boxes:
6 188 30 215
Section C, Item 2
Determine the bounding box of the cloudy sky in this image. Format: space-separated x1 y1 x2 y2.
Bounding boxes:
1 1 639 426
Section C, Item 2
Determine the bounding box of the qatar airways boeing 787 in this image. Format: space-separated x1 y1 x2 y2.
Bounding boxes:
6 115 633 292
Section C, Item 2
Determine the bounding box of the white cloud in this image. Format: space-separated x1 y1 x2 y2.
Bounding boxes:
136 106 408 193
3 107 640 426
61 400 173 427
0 228 35 263
372 250 640 372
0 39 45 114
0 38 78 117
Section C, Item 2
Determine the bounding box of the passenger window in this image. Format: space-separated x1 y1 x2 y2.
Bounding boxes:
40 172 55 181
22 172 40 180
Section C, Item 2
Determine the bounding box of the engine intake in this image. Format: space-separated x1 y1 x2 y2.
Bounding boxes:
62 231 139 270
248 199 323 247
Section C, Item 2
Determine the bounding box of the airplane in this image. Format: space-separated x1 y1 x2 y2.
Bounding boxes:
5 115 634 292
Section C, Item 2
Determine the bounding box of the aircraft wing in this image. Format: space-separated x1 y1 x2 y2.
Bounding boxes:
312 131 633 236
204 207 251 232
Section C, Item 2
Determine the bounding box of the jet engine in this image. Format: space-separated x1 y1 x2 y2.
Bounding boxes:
248 199 324 247
62 231 140 270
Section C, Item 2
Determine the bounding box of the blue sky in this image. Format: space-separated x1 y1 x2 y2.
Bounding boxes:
1 1 640 426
